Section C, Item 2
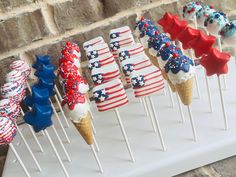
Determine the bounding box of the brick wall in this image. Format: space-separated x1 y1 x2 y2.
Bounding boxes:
0 0 235 88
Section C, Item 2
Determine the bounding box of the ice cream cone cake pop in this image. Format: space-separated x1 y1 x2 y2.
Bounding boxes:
164 54 195 105
220 20 236 47
204 11 229 36
196 5 215 28
93 78 128 112
130 65 164 97
182 1 203 22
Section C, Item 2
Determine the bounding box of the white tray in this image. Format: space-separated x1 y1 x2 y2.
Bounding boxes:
3 59 236 177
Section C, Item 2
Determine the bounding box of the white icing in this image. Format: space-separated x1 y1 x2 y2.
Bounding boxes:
206 19 229 36
110 26 132 37
110 35 135 43
73 50 81 58
117 43 143 54
130 65 159 78
78 82 89 94
197 9 216 28
63 102 89 123
74 59 81 68
167 65 195 85
85 43 109 53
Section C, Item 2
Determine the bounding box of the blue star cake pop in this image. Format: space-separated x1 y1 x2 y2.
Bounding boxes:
33 55 51 69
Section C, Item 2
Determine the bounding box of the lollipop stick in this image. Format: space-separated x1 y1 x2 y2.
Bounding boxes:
148 96 166 151
217 76 229 130
26 81 32 93
204 71 213 112
54 85 63 102
51 125 71 162
54 95 70 128
217 36 227 90
50 99 71 144
167 85 175 108
16 125 42 172
90 145 103 173
9 143 31 177
93 134 100 152
91 119 97 135
176 93 185 123
187 105 198 141
142 97 149 117
114 108 135 162
88 107 94 120
20 108 44 152
144 97 157 132
44 130 70 177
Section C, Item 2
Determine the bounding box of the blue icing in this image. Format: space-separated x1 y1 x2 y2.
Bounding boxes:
204 11 229 28
148 33 171 55
159 45 183 61
135 18 159 38
220 20 236 38
164 55 194 74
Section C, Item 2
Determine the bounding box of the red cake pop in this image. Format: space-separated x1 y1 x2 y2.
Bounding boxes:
188 31 216 58
168 18 188 41
177 27 200 50
200 48 230 76
158 12 179 33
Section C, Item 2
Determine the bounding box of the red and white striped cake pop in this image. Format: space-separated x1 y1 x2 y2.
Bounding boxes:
0 99 20 123
10 60 31 78
0 116 17 145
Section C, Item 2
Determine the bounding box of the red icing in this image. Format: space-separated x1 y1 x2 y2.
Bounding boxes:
173 53 178 58
188 31 216 58
167 18 188 41
177 27 200 50
158 12 179 33
61 41 80 59
200 48 230 76
61 92 86 110
140 16 145 21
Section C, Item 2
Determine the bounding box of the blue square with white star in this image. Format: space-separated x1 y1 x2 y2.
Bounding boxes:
92 73 103 84
93 89 108 102
131 75 145 88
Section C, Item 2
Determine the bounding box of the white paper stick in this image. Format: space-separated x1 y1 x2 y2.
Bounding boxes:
20 108 44 152
187 105 198 141
176 93 185 123
49 99 70 144
16 125 42 172
148 96 166 151
26 81 31 93
90 144 104 173
204 71 213 112
217 36 227 90
9 143 31 177
142 97 149 117
93 134 100 152
44 130 70 177
88 107 94 120
217 76 229 130
234 48 236 67
144 97 157 132
54 85 63 102
54 95 70 128
51 125 71 162
91 119 97 135
114 108 135 162
167 85 175 108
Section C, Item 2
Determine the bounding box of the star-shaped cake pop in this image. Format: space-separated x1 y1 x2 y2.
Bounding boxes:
200 48 230 76
158 12 179 33
188 31 216 58
177 27 200 50
168 18 188 41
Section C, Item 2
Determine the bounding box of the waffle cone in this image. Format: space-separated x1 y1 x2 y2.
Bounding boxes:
175 78 193 105
73 112 93 145
161 69 176 92
144 48 160 69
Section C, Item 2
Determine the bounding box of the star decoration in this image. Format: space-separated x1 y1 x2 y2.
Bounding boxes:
168 18 188 41
200 48 230 76
131 75 145 88
123 64 134 76
177 27 200 50
158 12 179 33
188 31 216 58
93 89 108 102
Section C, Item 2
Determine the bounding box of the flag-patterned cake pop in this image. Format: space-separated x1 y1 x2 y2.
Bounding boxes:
110 26 132 40
83 36 105 50
130 65 164 97
86 43 110 60
88 52 115 69
93 78 128 112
